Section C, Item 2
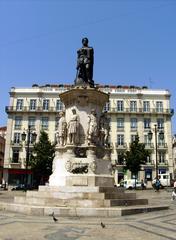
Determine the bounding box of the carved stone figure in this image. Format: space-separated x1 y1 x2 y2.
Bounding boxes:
99 112 110 146
89 161 97 173
75 37 94 87
56 111 67 146
87 109 98 145
67 108 79 145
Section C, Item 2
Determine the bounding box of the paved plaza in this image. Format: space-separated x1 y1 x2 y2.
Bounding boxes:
0 189 175 240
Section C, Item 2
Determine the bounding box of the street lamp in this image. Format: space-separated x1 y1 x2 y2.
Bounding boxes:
148 124 164 178
21 125 37 190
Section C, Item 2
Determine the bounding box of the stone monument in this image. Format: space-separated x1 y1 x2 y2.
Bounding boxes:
9 38 162 217
49 38 112 186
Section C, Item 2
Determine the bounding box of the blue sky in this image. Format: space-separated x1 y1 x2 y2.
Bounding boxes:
0 0 176 132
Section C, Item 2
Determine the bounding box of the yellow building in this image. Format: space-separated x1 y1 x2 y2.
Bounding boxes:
3 84 174 185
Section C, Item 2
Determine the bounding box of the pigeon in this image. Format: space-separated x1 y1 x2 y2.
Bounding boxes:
53 215 58 222
51 212 58 222
100 222 105 228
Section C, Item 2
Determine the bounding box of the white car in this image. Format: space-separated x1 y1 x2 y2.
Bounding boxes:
152 174 171 188
120 179 147 190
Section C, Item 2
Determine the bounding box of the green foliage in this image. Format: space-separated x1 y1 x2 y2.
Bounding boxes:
124 135 150 176
29 131 55 185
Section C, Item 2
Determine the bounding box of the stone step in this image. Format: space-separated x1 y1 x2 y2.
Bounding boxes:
26 191 106 200
38 186 125 194
108 199 148 207
104 192 136 200
26 191 136 200
14 196 148 207
0 201 169 217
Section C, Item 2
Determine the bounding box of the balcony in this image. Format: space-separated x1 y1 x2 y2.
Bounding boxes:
5 106 65 113
158 160 168 166
115 143 127 150
145 143 154 149
11 140 22 147
157 143 167 149
109 107 174 115
9 158 22 167
145 160 155 165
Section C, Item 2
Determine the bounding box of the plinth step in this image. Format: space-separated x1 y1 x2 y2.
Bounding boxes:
26 191 136 200
0 201 169 217
38 186 125 194
14 196 148 207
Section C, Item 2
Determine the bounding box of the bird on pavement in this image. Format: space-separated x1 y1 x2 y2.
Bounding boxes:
100 222 105 228
51 212 58 222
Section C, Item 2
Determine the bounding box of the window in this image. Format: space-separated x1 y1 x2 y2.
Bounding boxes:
144 118 151 129
28 117 36 129
56 99 64 111
159 152 165 163
146 155 151 163
158 135 165 145
144 135 151 144
130 101 137 112
131 134 137 143
103 101 110 112
117 100 124 112
117 134 124 145
156 101 163 112
12 150 20 163
16 99 23 110
130 118 137 130
29 133 34 144
117 118 124 129
143 101 150 112
13 132 21 144
30 99 37 110
43 99 50 110
14 116 22 129
157 118 164 129
118 152 125 165
41 117 49 130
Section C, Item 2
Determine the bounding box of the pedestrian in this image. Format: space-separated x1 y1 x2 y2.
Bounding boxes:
155 177 161 192
174 178 176 191
141 179 145 190
171 178 176 200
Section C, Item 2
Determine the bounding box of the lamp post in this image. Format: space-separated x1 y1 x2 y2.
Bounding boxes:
148 124 164 178
21 126 37 190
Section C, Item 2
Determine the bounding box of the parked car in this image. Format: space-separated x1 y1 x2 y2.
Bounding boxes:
0 184 8 191
120 179 147 190
152 173 172 188
11 184 25 191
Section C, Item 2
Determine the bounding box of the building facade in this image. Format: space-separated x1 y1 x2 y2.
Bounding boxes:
4 84 174 185
0 126 7 139
0 136 5 183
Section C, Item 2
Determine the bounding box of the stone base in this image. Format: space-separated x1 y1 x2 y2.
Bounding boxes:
0 202 169 217
0 185 169 217
65 175 114 187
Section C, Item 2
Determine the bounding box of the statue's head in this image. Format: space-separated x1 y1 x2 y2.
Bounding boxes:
72 108 76 114
91 109 96 115
82 37 89 46
59 111 65 117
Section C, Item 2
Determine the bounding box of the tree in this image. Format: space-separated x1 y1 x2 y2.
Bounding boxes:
124 135 150 185
29 131 55 186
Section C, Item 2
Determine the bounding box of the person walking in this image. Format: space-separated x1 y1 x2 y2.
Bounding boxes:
155 177 161 192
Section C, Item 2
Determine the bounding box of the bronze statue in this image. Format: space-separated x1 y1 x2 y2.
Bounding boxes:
75 38 94 87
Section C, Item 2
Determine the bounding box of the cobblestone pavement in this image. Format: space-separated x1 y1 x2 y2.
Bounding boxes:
0 189 175 240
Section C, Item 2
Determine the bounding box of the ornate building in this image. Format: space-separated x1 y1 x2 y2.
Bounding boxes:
4 84 174 185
